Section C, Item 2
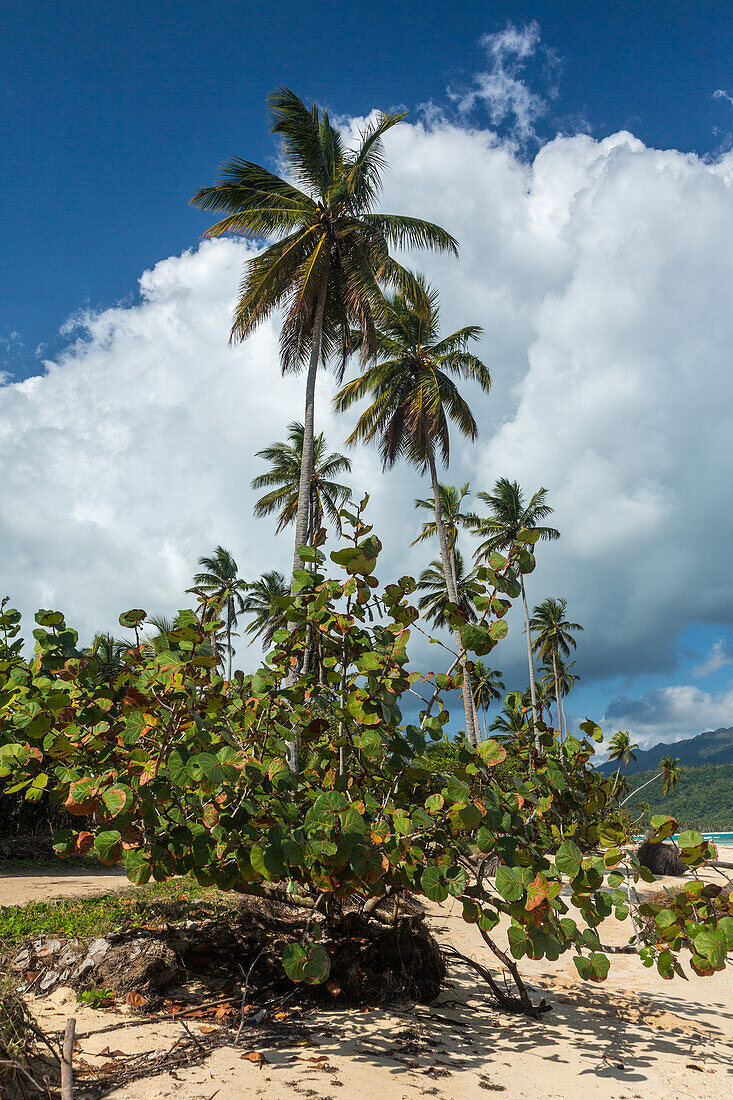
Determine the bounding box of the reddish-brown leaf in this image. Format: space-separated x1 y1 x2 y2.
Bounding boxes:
241 1051 268 1068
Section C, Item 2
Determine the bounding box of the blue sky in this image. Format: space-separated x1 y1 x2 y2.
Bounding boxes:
4 1 733 376
2 2 733 749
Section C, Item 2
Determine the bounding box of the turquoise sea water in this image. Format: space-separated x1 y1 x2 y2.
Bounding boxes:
634 832 733 845
702 833 733 846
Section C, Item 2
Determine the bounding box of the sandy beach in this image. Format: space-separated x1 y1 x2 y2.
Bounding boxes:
1 850 730 1099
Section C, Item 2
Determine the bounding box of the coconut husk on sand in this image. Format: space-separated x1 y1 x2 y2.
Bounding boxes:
635 837 687 876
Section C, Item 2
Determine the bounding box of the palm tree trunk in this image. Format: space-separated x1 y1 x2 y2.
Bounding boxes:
291 269 329 581
552 650 561 737
427 453 480 746
560 690 568 741
284 265 330 775
227 598 233 681
521 579 540 749
620 771 663 807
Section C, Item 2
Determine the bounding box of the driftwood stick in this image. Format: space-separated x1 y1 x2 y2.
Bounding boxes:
61 1017 75 1100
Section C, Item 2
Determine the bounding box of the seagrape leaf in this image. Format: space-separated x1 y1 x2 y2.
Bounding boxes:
648 814 678 843
495 865 533 902
477 739 506 767
118 609 147 629
555 840 583 878
282 942 331 985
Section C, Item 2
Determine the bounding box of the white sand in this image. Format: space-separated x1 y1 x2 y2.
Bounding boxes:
5 849 732 1099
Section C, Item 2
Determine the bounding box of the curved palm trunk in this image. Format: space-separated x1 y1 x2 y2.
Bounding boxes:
427 454 480 746
520 579 540 750
559 689 568 741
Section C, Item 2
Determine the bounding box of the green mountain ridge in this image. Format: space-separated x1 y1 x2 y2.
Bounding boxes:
597 725 733 776
619 761 733 833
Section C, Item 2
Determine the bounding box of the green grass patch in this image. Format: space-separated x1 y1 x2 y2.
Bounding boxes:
0 877 242 946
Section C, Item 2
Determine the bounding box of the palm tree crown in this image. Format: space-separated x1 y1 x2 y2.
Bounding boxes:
530 597 583 737
242 571 289 648
608 730 638 769
191 88 457 364
659 755 680 797
470 661 505 740
412 482 475 551
335 278 491 470
416 550 479 630
191 547 248 678
470 478 560 557
252 421 351 539
530 598 583 662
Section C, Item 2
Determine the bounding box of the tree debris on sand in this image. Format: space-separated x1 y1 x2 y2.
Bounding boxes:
0 991 60 1098
8 902 445 1009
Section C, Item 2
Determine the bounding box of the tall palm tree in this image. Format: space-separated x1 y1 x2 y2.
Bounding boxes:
522 677 555 724
659 755 680 797
413 482 476 596
540 654 579 740
192 87 457 580
608 730 638 794
530 597 583 737
621 755 681 806
191 548 248 679
416 550 479 630
470 479 559 733
252 422 351 542
470 661 505 740
242 571 289 648
335 278 491 745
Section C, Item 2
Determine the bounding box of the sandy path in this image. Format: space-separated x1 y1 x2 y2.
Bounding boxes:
0 865 128 907
7 851 733 1099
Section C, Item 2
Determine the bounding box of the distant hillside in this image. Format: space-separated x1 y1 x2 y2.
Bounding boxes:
619 761 733 833
598 725 733 777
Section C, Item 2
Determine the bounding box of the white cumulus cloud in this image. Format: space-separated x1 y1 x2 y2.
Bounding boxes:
602 683 733 747
2 115 733 723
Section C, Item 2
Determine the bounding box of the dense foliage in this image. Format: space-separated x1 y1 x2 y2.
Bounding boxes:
629 763 733 833
1 505 731 1012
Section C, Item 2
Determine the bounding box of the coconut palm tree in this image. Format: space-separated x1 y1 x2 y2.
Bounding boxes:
608 730 638 794
143 614 176 655
413 482 476 596
540 655 579 740
470 661 505 740
490 696 526 735
192 88 457 580
335 279 490 744
191 548 248 679
416 550 479 630
252 422 351 542
659 755 681 797
242 570 289 648
470 479 559 732
621 755 681 806
85 633 128 684
530 597 583 737
522 678 555 725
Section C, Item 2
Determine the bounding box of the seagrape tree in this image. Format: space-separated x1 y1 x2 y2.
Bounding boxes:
1 501 731 1013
